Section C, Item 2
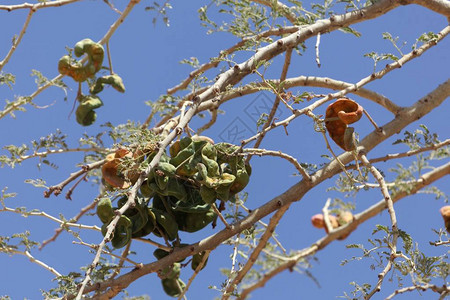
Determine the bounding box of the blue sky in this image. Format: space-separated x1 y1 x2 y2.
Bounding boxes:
0 1 449 299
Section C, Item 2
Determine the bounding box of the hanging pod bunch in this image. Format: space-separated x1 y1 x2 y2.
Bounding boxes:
169 136 251 204
58 38 104 82
325 98 363 151
58 38 126 126
96 137 250 244
75 95 103 126
96 196 157 248
95 137 251 296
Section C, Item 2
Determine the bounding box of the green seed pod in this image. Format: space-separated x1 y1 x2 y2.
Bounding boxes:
175 209 217 233
58 55 89 82
151 193 167 211
152 208 178 241
75 105 96 126
157 162 177 177
169 137 206 177
140 181 155 198
101 215 132 249
112 215 132 248
96 198 114 224
75 95 103 126
192 251 208 271
199 185 216 204
132 207 156 238
229 168 250 194
129 198 149 235
91 74 125 94
161 278 185 298
58 39 104 82
73 38 104 73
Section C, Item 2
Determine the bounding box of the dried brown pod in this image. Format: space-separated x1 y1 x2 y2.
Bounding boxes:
325 98 363 151
101 149 141 189
440 206 450 233
311 211 354 240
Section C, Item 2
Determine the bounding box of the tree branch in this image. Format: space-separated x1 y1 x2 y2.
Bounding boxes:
69 76 449 299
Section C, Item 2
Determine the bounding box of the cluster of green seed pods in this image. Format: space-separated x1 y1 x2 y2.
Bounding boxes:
58 38 125 126
58 38 104 82
96 137 250 297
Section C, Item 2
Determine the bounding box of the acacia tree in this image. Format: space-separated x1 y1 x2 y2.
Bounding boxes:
0 0 449 299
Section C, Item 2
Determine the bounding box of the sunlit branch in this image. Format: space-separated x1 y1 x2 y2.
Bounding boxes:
251 47 293 155
239 161 450 298
68 62 450 300
177 250 211 300
73 240 142 268
40 199 98 250
250 0 298 24
44 159 106 198
0 205 100 232
315 33 321 67
222 203 291 299
199 75 400 115
242 148 310 180
0 0 81 11
360 153 399 299
14 147 108 164
166 26 299 95
240 25 449 146
0 9 34 71
0 247 62 277
385 283 450 300
409 0 450 16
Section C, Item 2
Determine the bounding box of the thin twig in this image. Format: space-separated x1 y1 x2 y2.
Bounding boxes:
44 159 106 197
0 0 82 11
0 9 34 71
177 250 211 300
347 139 450 168
74 241 142 268
222 203 291 299
133 237 172 252
322 198 333 233
251 47 293 155
385 283 450 300
242 148 310 180
358 154 398 300
0 248 62 277
212 203 230 229
40 199 98 250
0 205 100 232
240 203 287 254
196 109 218 135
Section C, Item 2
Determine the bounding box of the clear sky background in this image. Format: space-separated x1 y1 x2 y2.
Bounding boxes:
0 1 449 299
